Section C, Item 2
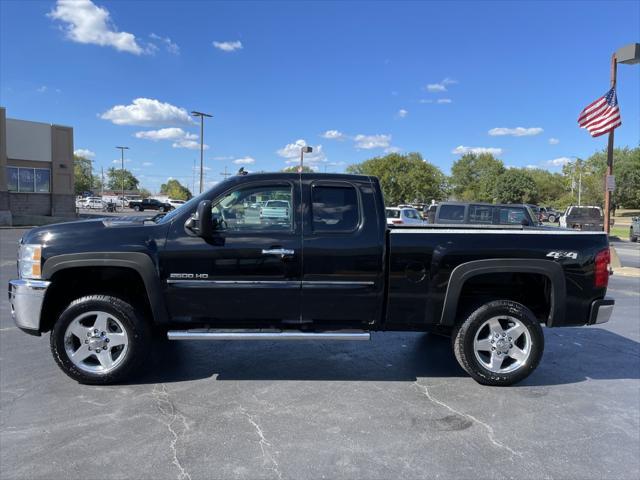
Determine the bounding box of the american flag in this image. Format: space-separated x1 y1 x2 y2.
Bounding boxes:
577 87 621 137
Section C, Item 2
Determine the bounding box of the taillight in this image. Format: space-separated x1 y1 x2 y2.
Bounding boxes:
392 219 403 224
594 248 610 288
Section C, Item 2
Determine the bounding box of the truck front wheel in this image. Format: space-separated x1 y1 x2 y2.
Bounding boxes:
50 295 150 384
452 300 544 386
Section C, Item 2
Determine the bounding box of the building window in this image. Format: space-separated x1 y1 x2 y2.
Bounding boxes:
7 167 51 193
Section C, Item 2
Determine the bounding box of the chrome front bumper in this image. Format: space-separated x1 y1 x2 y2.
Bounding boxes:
8 279 51 333
589 297 615 325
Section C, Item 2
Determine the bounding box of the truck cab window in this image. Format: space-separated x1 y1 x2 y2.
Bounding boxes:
312 185 359 232
212 184 293 231
469 205 493 224
439 205 465 222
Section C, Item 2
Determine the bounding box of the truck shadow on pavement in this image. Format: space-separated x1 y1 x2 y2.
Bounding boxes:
132 327 640 387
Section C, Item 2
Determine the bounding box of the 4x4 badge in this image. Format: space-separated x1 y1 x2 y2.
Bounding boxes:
546 251 578 260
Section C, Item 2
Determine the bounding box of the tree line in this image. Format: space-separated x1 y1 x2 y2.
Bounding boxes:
347 146 639 209
74 145 639 208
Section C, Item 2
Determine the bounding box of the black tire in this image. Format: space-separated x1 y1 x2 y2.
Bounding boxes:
50 295 151 385
547 214 556 223
133 205 141 212
452 299 544 386
630 228 637 242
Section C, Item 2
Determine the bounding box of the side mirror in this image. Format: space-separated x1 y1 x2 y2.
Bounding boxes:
521 218 531 227
196 200 213 238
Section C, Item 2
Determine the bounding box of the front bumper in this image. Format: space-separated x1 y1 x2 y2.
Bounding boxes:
8 279 51 335
588 297 615 325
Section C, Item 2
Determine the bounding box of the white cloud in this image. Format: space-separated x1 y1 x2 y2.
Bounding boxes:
384 146 402 154
173 139 208 150
426 83 446 92
425 77 458 93
419 99 433 104
488 127 543 137
36 85 48 93
134 126 207 150
397 109 408 118
354 134 392 150
149 33 179 54
525 165 538 170
277 139 326 165
142 162 153 167
437 98 452 104
101 98 193 126
549 137 560 145
74 148 95 158
321 129 346 140
420 98 452 104
233 157 256 165
452 145 504 156
112 158 131 164
212 155 234 161
48 0 144 55
134 127 196 141
212 40 243 52
545 157 572 167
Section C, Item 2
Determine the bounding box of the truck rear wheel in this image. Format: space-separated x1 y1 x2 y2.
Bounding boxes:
50 295 150 385
452 300 544 386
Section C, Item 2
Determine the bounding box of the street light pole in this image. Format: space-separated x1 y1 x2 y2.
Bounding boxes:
604 43 640 233
299 146 312 172
191 111 213 194
116 146 129 207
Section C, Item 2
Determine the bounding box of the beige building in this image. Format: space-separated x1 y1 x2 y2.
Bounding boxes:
0 107 75 225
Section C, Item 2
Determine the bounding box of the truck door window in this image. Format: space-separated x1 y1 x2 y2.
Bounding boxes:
469 205 493 224
312 185 359 232
498 207 526 225
212 184 293 231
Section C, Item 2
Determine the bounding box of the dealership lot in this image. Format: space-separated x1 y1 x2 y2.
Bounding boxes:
1 228 639 480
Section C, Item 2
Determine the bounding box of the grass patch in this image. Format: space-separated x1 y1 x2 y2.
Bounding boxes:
610 225 630 239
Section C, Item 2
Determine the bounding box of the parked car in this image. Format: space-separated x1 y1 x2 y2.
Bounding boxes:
539 207 561 223
9 173 613 387
432 202 538 226
167 199 186 210
80 197 104 210
559 206 605 231
386 207 424 225
128 198 172 212
630 216 639 242
259 200 290 220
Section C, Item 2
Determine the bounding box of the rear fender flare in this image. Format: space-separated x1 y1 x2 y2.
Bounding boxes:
440 259 566 327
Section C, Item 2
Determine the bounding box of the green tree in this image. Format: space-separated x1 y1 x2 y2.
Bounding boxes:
106 167 139 191
74 154 94 194
160 179 192 201
527 168 566 206
494 169 538 204
449 153 505 202
282 165 315 173
139 188 152 199
347 152 446 205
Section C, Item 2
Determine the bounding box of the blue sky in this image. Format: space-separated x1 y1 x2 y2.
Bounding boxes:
1 0 639 193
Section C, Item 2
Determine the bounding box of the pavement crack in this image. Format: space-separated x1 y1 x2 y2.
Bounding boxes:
152 384 192 480
238 405 283 480
413 381 523 458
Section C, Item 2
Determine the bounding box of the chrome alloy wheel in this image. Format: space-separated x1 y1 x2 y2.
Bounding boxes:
63 311 129 374
473 315 532 374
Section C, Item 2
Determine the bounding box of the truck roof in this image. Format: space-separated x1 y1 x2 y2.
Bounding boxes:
220 172 373 186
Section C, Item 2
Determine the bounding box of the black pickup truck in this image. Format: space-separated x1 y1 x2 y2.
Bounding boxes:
9 173 614 386
128 198 172 212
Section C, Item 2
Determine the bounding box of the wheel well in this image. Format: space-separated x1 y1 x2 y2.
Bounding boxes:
456 272 551 324
40 267 153 333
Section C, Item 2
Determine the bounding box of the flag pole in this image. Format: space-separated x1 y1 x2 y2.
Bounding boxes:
604 53 617 234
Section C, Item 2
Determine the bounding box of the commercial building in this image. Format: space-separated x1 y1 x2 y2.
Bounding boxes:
0 107 75 225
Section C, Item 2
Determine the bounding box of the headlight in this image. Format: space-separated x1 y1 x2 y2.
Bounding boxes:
18 244 42 279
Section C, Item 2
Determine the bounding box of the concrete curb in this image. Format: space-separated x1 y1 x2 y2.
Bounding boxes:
613 266 640 278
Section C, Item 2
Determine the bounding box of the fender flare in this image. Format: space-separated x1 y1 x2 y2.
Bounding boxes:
439 259 566 327
42 252 169 324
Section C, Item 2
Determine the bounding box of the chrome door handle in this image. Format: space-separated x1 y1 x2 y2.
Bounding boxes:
262 248 295 258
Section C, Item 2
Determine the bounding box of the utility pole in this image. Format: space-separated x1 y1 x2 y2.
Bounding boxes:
191 111 213 193
220 166 231 179
116 146 129 207
603 54 616 234
299 146 312 172
192 158 196 195
101 166 104 197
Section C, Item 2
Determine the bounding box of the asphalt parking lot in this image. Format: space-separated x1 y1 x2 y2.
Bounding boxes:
1 227 639 480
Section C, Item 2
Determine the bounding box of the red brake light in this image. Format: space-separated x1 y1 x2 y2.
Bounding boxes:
594 248 610 288
392 219 403 224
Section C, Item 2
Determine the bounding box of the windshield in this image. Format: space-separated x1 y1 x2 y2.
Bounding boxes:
156 179 233 224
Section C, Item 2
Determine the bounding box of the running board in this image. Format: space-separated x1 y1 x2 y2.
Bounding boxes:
167 330 370 341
